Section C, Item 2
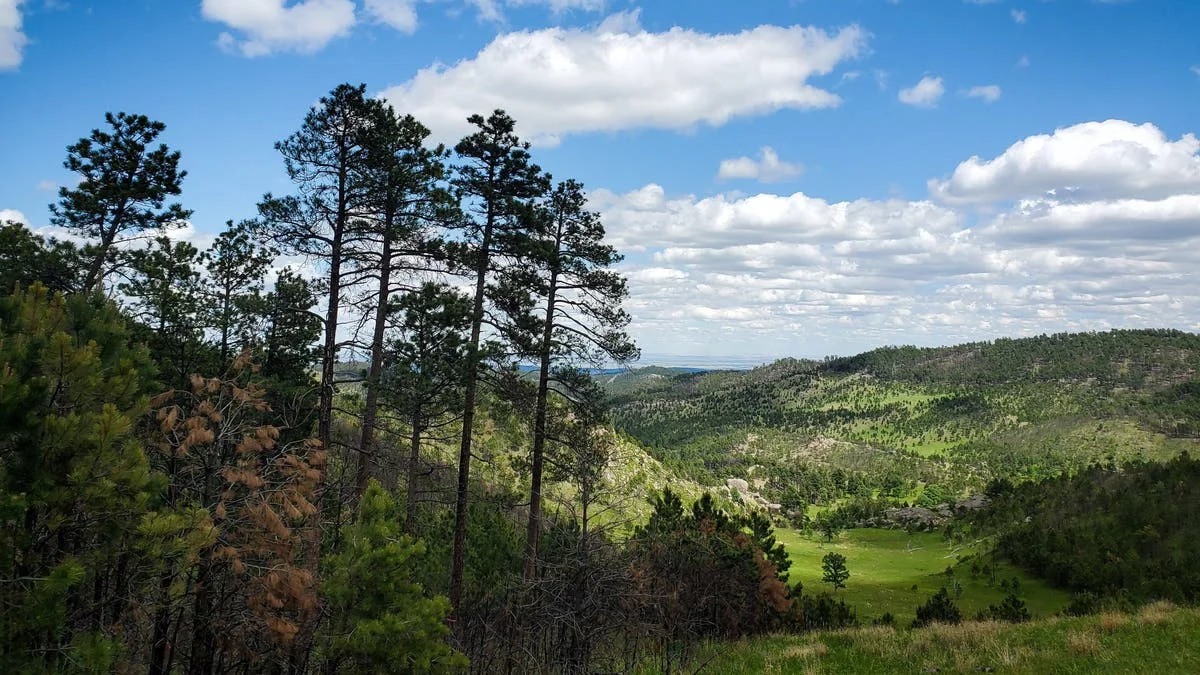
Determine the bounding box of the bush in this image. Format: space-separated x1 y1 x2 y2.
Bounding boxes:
911 588 962 628
977 593 1031 623
793 592 857 631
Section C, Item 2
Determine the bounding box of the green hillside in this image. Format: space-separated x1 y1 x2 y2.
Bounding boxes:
607 330 1200 510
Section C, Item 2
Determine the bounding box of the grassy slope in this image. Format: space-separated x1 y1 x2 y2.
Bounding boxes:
777 529 1070 625
687 602 1200 674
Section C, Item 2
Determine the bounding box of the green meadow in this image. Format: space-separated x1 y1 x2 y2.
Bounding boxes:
681 602 1200 674
777 528 1070 625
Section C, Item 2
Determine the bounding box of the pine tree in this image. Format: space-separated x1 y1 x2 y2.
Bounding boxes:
50 112 190 292
383 283 472 532
495 178 637 578
447 110 548 611
149 354 324 672
821 552 850 591
0 285 158 670
119 234 212 389
320 481 467 673
258 83 378 481
352 105 449 499
201 220 277 366
257 86 381 659
261 268 322 389
0 221 82 293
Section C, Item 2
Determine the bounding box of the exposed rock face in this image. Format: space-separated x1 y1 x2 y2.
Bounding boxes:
885 506 944 528
884 494 990 528
724 477 786 517
954 495 990 513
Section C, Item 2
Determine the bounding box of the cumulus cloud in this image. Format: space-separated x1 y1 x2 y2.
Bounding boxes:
898 75 944 108
717 147 803 183
379 20 867 144
1011 9 1027 23
0 0 28 69
1 208 27 224
965 84 1001 103
202 0 357 56
929 120 1200 204
592 118 1200 358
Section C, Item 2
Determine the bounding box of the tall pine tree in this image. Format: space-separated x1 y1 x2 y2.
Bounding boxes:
446 110 548 611
50 112 190 292
496 179 637 578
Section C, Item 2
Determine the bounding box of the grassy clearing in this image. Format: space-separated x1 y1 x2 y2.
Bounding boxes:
777 528 1069 624
680 602 1200 674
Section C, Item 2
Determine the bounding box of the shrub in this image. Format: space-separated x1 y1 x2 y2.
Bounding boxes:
912 588 962 628
976 593 1031 623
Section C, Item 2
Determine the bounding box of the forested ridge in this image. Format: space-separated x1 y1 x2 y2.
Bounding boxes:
608 330 1200 509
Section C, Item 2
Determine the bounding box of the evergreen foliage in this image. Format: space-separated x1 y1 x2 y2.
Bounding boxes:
912 588 964 628
321 481 467 673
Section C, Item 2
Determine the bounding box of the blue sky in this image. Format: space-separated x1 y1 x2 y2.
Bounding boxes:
3 0 1200 365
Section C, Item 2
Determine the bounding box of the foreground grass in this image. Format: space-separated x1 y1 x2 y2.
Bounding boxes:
777 529 1069 624
689 602 1200 674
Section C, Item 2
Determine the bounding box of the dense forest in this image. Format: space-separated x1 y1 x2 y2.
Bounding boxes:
0 83 686 673
4 83 1200 674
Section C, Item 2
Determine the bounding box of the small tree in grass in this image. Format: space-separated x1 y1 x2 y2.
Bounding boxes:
912 587 963 628
821 552 850 592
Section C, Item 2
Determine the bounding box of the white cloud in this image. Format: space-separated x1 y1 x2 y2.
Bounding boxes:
717 147 803 183
508 0 606 13
1 208 27 224
965 84 1001 103
592 119 1200 358
201 0 357 57
898 75 944 108
380 21 867 144
929 120 1200 204
35 180 56 191
364 0 417 33
1017 55 1030 67
1011 9 1027 23
1191 64 1200 77
0 0 27 69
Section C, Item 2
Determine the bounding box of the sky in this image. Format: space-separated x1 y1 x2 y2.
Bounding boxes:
2 0 1200 367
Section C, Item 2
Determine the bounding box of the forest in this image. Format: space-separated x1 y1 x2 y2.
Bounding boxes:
3 81 1200 674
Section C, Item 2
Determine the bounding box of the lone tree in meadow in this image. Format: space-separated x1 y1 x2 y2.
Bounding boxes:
822 552 850 592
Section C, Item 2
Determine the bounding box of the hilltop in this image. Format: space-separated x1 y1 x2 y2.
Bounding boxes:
603 329 1200 526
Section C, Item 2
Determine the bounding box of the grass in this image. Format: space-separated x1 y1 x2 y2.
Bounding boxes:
776 528 1069 625
682 602 1200 674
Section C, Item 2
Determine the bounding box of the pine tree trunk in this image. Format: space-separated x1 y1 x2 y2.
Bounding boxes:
292 161 348 672
405 410 421 534
356 212 394 499
523 273 557 580
450 200 494 615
